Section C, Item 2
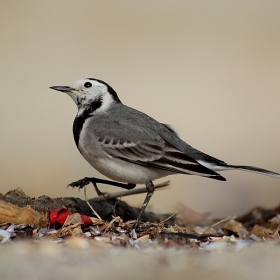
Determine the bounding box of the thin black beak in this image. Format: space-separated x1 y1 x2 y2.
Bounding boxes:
49 86 72 92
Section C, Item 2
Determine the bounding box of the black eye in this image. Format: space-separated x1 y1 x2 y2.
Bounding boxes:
84 82 92 88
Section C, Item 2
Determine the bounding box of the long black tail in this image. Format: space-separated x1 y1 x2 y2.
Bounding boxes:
227 164 280 179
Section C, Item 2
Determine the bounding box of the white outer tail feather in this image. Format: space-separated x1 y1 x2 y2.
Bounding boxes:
226 164 280 179
198 160 280 179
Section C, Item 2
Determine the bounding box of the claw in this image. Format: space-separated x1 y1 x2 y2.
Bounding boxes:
68 178 91 190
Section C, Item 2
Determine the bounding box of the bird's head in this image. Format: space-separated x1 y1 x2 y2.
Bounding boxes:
50 78 121 114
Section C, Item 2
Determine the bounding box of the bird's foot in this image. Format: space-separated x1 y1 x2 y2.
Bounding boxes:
68 177 106 197
68 177 136 198
68 177 91 190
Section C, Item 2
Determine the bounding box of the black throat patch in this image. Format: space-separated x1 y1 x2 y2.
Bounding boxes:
73 98 103 148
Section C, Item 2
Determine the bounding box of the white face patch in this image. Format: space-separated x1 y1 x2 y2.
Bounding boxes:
68 78 116 115
92 92 114 115
71 79 107 93
71 79 108 99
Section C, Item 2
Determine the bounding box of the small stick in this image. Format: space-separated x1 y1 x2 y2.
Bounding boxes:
84 187 102 220
210 216 236 228
104 216 121 233
90 181 171 202
159 210 178 224
202 216 237 234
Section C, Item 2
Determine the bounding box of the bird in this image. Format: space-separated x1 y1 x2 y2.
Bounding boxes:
50 78 280 229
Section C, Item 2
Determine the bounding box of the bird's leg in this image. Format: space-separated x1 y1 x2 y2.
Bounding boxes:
68 177 136 196
91 181 105 197
133 181 155 230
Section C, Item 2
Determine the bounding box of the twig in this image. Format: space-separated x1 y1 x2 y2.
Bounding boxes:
104 216 121 233
210 216 236 228
83 187 102 220
202 216 237 234
90 181 171 202
159 210 178 224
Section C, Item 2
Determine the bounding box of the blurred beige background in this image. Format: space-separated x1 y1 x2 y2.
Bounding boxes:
0 1 279 218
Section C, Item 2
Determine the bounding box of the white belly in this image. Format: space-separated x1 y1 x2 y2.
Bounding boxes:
81 151 170 184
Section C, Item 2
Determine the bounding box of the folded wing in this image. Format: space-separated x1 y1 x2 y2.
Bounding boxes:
93 120 226 181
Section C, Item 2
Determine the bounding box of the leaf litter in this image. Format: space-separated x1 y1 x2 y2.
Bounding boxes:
1 184 280 252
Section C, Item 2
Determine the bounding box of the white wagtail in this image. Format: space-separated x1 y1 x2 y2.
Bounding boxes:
50 78 280 228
